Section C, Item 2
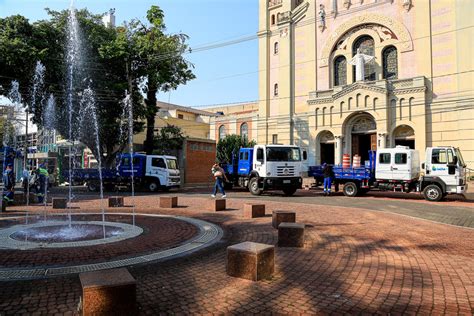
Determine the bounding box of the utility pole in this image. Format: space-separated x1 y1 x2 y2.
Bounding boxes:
23 110 28 169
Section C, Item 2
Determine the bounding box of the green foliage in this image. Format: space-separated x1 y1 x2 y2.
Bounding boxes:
152 124 185 155
0 5 194 164
126 5 195 154
0 117 15 145
216 135 256 164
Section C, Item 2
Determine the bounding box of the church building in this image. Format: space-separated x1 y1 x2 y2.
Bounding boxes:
255 0 473 166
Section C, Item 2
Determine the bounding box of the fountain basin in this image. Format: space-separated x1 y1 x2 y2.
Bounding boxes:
11 224 124 243
1 221 143 250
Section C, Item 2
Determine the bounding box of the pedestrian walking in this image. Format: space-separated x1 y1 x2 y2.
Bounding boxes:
211 163 228 198
322 163 334 196
2 164 15 204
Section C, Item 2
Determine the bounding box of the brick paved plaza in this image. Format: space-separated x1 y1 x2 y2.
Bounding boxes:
0 192 472 315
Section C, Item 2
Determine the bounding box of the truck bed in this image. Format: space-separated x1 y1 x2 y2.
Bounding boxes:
65 169 121 182
308 165 374 181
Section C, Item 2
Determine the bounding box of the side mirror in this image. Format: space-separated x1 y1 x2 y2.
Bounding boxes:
421 163 425 169
450 156 458 166
303 150 308 161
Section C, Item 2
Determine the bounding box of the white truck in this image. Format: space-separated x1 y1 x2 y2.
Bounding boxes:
71 153 181 192
309 146 467 202
224 145 307 196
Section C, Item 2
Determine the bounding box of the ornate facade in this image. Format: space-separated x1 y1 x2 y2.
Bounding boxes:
258 0 473 166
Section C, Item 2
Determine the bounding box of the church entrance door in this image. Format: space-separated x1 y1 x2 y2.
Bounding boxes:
352 133 376 163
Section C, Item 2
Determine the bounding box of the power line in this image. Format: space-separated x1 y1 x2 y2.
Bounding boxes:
146 96 474 132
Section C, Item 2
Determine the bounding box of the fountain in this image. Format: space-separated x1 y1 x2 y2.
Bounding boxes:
42 94 56 220
0 1 222 281
79 86 106 236
121 92 136 226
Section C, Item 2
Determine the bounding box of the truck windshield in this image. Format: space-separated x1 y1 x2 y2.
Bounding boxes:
455 148 466 167
166 159 178 170
266 147 301 162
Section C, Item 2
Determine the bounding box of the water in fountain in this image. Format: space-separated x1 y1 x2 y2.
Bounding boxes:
42 94 56 220
79 86 106 237
29 61 47 209
121 92 136 226
4 81 21 219
65 1 82 223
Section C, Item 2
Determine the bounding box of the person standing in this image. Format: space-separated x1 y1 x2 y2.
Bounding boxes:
322 163 334 196
211 163 228 198
37 164 49 203
22 167 30 195
2 164 15 204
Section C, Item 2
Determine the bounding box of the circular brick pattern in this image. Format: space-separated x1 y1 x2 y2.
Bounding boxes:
0 213 222 279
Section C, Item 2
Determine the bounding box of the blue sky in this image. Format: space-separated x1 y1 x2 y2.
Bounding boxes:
0 0 259 108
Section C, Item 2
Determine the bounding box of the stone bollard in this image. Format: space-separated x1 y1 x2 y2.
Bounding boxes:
278 222 305 247
272 210 296 229
79 268 137 316
159 196 178 208
243 204 266 218
227 241 274 281
13 193 36 205
209 199 226 212
108 196 124 207
52 198 68 209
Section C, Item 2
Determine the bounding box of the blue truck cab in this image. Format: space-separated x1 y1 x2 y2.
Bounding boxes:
223 145 306 196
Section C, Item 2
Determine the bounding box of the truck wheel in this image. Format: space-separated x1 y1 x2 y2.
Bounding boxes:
423 184 443 202
343 182 358 197
282 187 297 196
148 181 159 192
249 178 262 196
87 182 99 192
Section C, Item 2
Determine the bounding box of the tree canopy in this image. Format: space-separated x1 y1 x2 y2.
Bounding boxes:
216 135 256 164
0 5 194 166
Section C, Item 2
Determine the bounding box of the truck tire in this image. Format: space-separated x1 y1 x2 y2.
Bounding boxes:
87 181 99 192
249 177 262 196
148 181 159 192
423 184 443 202
343 182 358 197
282 187 297 196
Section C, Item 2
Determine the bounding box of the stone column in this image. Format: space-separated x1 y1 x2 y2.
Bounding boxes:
378 132 387 149
335 135 343 165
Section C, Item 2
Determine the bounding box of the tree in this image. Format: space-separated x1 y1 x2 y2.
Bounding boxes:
152 124 185 155
126 6 195 154
216 135 256 164
0 9 139 167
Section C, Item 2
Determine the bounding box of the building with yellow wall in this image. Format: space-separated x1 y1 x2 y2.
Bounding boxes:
134 101 214 150
208 102 259 142
252 0 473 166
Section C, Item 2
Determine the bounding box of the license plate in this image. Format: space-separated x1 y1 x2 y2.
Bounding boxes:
283 180 291 184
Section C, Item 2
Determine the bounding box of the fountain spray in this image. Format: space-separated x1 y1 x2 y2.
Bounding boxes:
79 87 106 237
66 2 82 225
121 92 136 226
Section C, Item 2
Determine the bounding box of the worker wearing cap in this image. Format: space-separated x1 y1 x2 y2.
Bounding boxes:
2 164 15 204
37 164 49 203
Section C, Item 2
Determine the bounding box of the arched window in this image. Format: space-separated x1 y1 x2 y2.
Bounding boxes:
240 122 248 139
271 14 276 25
382 46 398 79
333 56 347 86
274 83 279 96
352 35 375 82
218 125 226 140
274 42 279 54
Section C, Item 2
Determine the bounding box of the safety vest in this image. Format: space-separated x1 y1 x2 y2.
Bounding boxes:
39 168 49 177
